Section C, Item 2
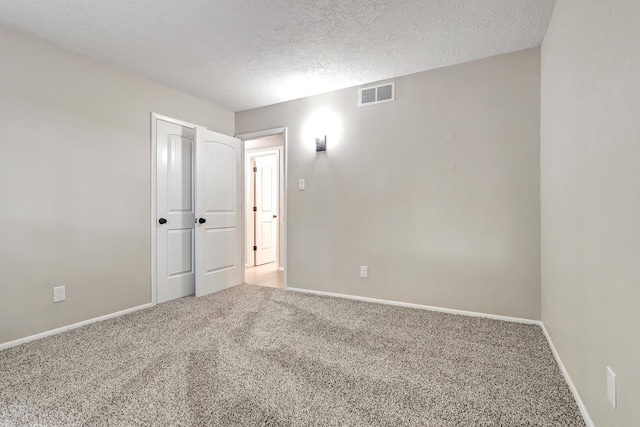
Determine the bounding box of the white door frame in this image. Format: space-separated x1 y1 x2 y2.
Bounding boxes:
236 127 288 289
151 112 199 305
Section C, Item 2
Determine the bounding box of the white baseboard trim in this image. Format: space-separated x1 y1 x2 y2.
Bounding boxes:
0 302 154 351
285 287 540 325
540 324 595 427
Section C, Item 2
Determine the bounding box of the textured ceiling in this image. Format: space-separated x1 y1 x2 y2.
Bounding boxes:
0 0 556 112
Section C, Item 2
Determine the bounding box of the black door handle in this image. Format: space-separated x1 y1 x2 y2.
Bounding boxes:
158 218 167 225
273 215 277 218
198 218 206 224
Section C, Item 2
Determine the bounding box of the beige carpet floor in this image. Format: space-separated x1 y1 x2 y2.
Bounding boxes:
0 284 584 426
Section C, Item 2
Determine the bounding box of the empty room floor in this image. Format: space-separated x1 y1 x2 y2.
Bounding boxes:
0 285 584 426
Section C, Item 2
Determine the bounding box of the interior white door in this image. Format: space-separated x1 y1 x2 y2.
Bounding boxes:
156 120 195 303
253 153 279 265
195 127 242 297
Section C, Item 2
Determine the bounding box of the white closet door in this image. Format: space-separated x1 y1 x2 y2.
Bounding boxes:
194 127 242 297
156 120 195 303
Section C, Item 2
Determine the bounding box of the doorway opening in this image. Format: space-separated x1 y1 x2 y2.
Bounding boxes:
239 129 287 289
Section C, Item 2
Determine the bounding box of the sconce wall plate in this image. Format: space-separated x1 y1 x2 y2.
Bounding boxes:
316 135 327 152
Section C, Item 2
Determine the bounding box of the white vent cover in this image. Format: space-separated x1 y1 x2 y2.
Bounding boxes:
358 82 395 107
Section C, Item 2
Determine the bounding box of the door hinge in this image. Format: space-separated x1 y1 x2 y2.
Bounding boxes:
253 246 257 251
253 206 257 212
253 167 257 172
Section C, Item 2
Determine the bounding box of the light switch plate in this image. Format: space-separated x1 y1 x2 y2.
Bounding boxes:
298 179 305 190
360 266 368 278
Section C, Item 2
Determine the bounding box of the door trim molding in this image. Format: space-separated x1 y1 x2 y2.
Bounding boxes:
150 113 197 305
236 127 286 141
236 127 288 289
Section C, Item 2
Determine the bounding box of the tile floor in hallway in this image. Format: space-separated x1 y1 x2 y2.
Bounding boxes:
244 262 284 288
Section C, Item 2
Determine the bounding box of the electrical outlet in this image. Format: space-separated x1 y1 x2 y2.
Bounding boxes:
607 366 617 409
53 286 66 303
360 266 368 278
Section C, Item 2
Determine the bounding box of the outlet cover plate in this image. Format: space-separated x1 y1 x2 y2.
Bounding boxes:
53 286 66 303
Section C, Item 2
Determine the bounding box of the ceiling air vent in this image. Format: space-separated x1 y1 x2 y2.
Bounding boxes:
358 82 395 107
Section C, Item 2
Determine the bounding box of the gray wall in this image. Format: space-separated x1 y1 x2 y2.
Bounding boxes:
237 48 541 320
541 1 640 425
0 25 234 345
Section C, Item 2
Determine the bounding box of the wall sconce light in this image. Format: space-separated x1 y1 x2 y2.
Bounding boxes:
316 135 327 152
